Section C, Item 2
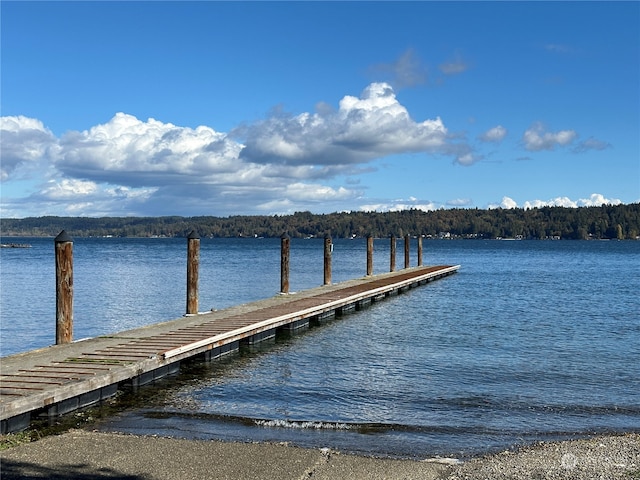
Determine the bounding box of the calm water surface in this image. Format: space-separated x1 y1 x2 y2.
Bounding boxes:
1 238 638 458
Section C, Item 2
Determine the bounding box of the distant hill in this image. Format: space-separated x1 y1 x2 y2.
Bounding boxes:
1 204 639 240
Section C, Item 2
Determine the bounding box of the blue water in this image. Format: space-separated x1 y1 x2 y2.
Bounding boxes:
1 237 639 458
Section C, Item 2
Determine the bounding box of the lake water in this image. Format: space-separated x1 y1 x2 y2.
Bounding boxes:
1 237 639 458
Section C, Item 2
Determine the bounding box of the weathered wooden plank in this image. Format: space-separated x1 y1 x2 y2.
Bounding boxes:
36 364 111 371
1 378 67 385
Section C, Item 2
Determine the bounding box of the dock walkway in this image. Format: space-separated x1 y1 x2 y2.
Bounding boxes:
0 264 459 433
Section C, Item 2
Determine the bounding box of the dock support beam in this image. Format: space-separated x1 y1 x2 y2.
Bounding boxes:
186 231 200 315
366 234 374 276
55 231 73 345
324 234 332 285
281 233 290 293
404 234 410 269
390 235 396 272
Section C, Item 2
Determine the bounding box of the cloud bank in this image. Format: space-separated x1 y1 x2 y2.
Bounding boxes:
1 83 469 216
0 82 622 218
489 194 623 210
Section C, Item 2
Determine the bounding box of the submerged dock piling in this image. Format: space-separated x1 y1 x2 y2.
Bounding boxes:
324 234 332 285
366 235 374 276
390 235 396 272
54 231 73 345
186 231 200 315
281 233 290 293
404 234 410 269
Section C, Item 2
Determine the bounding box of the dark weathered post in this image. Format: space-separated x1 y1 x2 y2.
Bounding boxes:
55 230 73 344
366 234 374 276
417 236 423 266
324 234 332 285
404 234 410 269
389 235 396 272
281 233 290 294
186 231 200 315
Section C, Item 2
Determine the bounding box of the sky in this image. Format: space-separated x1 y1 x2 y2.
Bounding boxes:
1 1 639 219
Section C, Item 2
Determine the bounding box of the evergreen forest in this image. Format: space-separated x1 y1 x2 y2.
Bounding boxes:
2 203 639 240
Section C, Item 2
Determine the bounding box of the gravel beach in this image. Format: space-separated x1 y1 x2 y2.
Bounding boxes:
1 430 638 479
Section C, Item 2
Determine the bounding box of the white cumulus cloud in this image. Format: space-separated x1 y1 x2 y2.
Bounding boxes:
522 122 577 151
238 83 449 166
577 193 622 207
491 193 623 210
455 152 481 166
523 196 578 209
56 113 243 186
283 183 355 202
487 196 519 209
479 125 507 143
40 178 99 200
523 194 622 209
359 196 439 213
0 115 57 181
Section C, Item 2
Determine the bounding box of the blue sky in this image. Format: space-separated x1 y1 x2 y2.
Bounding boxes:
1 1 638 218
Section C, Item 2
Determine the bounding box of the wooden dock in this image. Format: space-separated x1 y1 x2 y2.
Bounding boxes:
0 264 459 433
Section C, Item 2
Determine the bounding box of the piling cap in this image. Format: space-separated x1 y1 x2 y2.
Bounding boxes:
281 232 290 239
55 230 73 243
187 230 200 240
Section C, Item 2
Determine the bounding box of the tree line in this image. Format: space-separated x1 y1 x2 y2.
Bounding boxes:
2 203 639 240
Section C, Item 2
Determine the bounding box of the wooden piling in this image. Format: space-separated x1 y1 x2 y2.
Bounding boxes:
324 234 332 285
54 231 73 345
404 234 410 269
366 234 374 276
186 231 200 315
281 233 290 293
390 235 396 272
418 236 423 266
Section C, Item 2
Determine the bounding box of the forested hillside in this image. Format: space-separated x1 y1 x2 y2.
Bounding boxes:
2 204 639 240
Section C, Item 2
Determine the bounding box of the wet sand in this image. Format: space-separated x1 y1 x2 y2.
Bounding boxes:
1 429 638 479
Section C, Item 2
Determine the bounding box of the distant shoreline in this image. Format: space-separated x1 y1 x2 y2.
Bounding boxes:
2 203 639 240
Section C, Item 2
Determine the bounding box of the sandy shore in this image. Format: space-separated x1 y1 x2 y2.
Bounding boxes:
1 430 638 479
